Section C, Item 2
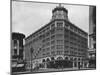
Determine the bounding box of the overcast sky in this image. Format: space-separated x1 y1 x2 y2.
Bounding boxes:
12 1 89 37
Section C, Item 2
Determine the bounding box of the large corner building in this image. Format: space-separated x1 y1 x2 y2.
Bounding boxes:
25 4 88 69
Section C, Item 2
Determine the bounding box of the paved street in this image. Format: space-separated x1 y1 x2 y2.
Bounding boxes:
12 67 95 75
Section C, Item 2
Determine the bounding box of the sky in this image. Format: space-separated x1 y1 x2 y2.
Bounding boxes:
12 1 89 37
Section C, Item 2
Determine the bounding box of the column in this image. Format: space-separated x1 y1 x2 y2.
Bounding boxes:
17 40 19 55
86 62 89 68
44 62 47 69
82 62 84 68
77 62 78 68
73 62 75 68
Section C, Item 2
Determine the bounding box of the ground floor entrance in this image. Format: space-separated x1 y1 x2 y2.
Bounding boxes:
39 60 88 69
46 60 73 69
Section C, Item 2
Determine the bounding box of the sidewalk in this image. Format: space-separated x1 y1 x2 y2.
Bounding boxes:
12 67 95 75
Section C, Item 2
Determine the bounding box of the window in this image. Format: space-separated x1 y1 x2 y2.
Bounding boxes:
42 49 45 52
51 29 55 34
57 51 63 55
51 24 55 29
45 37 50 42
65 57 68 60
64 50 69 54
56 40 63 44
42 39 45 43
43 53 46 56
56 34 63 38
42 29 45 33
65 46 69 49
14 49 17 55
46 32 50 36
13 40 18 47
65 24 69 28
70 42 73 45
51 46 55 50
70 46 73 49
51 40 55 44
42 59 45 62
56 28 63 31
46 47 50 51
65 34 69 39
56 45 63 49
65 40 69 43
94 43 96 49
46 26 50 31
46 42 50 46
39 35 43 40
19 50 23 56
46 52 50 56
65 28 69 33
57 22 63 28
51 51 55 55
74 28 77 32
42 34 45 38
70 26 73 30
51 35 55 40
51 57 55 60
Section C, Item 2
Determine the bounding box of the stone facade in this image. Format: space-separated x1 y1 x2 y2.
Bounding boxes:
11 32 25 70
24 4 88 70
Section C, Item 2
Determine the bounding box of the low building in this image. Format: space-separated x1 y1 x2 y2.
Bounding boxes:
11 32 25 72
88 6 96 68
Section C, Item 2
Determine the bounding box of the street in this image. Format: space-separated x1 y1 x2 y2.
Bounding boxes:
12 67 95 75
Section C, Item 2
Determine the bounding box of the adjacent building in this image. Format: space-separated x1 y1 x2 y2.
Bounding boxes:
88 6 96 68
11 32 25 72
25 4 88 70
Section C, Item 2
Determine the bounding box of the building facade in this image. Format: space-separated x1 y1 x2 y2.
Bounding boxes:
25 4 88 70
88 6 96 68
11 32 25 71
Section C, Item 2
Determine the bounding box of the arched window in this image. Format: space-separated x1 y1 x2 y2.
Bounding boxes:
65 57 68 60
57 57 63 60
46 58 50 62
51 57 55 60
42 59 45 62
78 58 81 61
70 57 73 61
74 58 77 61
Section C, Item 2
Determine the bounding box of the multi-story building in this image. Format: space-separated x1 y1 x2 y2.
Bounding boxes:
25 4 88 70
88 6 96 68
11 32 25 72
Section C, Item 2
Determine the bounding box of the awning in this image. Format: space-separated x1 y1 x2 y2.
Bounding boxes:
12 64 17 67
16 64 24 67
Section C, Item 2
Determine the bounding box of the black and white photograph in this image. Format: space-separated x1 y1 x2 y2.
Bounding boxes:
11 0 96 74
